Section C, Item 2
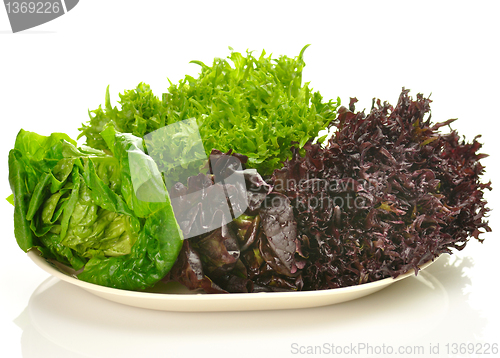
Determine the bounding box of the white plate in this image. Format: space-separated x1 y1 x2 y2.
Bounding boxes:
27 249 435 312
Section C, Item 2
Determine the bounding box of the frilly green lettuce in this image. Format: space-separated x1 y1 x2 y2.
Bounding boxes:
78 45 340 176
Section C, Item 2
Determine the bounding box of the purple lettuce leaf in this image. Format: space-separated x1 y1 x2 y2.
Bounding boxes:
272 88 491 290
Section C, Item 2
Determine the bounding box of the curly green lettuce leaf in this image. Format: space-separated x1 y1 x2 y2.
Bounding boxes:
78 83 166 151
78 46 340 175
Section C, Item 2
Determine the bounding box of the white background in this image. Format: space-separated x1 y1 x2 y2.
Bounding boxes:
1 1 499 357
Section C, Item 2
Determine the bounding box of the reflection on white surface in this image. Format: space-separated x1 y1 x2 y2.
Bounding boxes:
14 254 491 358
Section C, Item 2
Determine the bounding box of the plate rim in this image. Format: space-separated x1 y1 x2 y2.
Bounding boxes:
27 249 437 301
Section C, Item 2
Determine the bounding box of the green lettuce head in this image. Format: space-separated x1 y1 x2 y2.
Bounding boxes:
8 126 183 290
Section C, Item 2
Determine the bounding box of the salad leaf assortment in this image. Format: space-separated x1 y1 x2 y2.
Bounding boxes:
163 90 492 293
7 47 491 294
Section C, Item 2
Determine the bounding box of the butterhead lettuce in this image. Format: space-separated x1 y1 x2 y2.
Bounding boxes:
8 127 183 290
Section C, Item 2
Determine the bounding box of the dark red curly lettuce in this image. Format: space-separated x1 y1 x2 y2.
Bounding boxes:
273 88 491 290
